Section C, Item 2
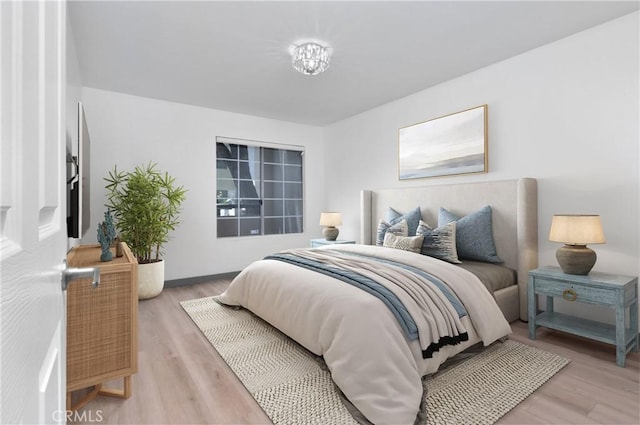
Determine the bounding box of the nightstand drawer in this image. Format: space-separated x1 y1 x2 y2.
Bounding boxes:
534 277 616 305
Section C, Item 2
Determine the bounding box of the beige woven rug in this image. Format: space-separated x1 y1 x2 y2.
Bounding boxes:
181 296 569 425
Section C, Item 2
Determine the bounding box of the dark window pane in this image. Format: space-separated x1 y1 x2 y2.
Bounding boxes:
241 161 260 181
216 159 236 171
263 148 283 163
239 218 261 236
217 218 238 237
263 181 284 198
263 163 283 181
217 203 238 217
285 216 303 234
284 150 303 165
239 145 260 161
284 165 302 182
239 200 261 217
284 182 303 198
264 200 284 217
217 183 237 199
219 143 238 159
264 218 284 235
284 200 303 216
239 180 260 198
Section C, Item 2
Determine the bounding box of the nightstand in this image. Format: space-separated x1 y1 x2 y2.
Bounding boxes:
528 266 638 367
310 239 356 248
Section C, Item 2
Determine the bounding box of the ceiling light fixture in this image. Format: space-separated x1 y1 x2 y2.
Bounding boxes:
291 41 330 76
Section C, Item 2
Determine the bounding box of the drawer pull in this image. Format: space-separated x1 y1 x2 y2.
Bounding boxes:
562 289 577 302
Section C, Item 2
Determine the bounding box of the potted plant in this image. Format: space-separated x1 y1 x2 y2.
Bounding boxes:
104 162 187 299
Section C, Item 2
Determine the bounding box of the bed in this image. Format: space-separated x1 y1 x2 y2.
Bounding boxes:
218 178 538 425
361 178 538 323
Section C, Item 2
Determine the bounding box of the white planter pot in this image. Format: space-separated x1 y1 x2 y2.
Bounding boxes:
138 260 165 300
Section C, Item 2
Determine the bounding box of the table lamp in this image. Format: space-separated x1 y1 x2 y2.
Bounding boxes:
320 212 342 241
548 214 605 275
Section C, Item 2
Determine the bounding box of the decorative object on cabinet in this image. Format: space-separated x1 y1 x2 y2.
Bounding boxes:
97 210 116 262
104 162 187 299
528 266 638 367
398 105 487 180
548 214 605 275
319 212 342 241
291 41 331 75
66 243 138 410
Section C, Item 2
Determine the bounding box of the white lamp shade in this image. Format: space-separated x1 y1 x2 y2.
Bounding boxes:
549 215 605 245
319 212 342 227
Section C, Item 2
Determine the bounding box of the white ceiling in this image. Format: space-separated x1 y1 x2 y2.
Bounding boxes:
68 1 639 126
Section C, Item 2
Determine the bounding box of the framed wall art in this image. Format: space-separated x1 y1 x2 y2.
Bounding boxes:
398 105 488 180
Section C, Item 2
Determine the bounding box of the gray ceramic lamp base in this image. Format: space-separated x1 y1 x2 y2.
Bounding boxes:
556 244 597 275
323 226 339 241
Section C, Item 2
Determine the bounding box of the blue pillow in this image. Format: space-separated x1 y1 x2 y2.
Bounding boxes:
416 220 461 264
438 206 503 263
387 207 421 237
376 219 408 246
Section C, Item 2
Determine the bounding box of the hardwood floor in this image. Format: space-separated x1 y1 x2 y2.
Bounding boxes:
74 279 639 424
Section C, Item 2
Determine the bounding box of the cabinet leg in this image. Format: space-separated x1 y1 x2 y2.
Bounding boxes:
123 375 132 399
631 300 638 352
68 386 101 412
615 303 626 367
97 376 132 399
527 275 536 340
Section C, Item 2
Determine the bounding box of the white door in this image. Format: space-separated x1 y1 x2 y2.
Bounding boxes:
1 1 68 423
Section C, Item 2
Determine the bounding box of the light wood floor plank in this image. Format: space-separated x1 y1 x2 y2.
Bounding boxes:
73 279 639 424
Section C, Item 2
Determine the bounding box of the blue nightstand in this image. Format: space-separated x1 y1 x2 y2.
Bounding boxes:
528 266 638 367
310 239 356 248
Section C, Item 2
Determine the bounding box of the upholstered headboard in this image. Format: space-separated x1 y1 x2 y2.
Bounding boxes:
360 178 538 321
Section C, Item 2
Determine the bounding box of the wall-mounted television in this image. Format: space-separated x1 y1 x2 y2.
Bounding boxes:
67 102 90 238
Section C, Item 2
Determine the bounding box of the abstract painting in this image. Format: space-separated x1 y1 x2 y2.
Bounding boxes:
399 105 487 179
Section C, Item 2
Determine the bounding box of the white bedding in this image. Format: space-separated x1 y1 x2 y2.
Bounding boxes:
218 244 511 425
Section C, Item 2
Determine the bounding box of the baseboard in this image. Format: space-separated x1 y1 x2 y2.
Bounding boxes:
164 271 240 288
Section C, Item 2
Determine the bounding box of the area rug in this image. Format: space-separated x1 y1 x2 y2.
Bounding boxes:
181 296 569 425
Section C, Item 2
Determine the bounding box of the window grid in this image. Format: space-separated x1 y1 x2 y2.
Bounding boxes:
216 140 303 238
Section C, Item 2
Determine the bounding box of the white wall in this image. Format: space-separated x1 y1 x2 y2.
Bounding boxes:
323 12 639 323
81 88 324 280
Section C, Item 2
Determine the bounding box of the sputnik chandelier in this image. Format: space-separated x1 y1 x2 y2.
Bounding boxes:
291 41 331 76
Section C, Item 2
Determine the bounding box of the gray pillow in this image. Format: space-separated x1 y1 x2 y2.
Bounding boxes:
416 220 461 264
387 207 421 237
438 205 503 263
376 219 408 246
383 232 424 254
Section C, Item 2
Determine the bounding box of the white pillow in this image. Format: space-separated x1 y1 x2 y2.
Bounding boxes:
383 232 424 254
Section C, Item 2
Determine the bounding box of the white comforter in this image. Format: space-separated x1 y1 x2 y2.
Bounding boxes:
218 244 511 425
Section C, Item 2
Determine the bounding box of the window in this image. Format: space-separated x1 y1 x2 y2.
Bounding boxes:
216 137 304 238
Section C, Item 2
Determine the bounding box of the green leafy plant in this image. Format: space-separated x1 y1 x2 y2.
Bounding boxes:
104 162 187 264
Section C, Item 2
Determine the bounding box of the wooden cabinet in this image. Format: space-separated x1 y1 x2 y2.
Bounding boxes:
66 243 138 410
528 266 638 367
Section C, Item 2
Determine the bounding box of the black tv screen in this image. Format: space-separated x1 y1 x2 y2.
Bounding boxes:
67 102 90 238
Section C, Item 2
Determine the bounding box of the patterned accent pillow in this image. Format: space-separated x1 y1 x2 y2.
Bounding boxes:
387 207 421 237
415 220 461 264
383 232 424 254
376 219 409 246
438 205 503 263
